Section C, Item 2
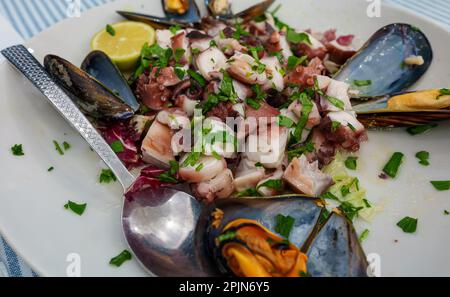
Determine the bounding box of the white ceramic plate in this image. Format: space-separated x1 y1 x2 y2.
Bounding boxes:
1 0 450 277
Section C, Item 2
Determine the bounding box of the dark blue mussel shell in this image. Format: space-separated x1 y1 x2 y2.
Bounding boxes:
81 51 140 112
198 196 369 277
335 23 433 98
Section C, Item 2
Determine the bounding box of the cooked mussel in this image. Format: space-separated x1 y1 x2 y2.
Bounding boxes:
81 51 139 112
117 0 201 29
206 0 232 17
201 196 369 277
44 55 134 120
354 89 450 127
335 23 433 98
163 0 190 15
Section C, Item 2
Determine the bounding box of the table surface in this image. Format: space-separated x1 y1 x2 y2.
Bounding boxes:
0 0 449 277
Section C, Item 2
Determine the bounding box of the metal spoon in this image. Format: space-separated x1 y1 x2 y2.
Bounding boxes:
1 45 208 277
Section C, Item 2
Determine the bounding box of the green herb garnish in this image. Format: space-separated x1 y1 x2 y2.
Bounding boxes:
106 24 116 36
246 98 261 110
182 152 202 167
169 25 181 35
397 216 418 233
64 201 87 216
286 29 311 45
292 92 313 142
236 188 261 198
257 179 283 191
339 202 364 221
11 144 24 156
406 124 438 136
157 161 179 183
110 140 125 153
278 115 295 128
48 166 54 172
331 121 341 132
444 210 450 215
110 250 132 267
320 191 340 201
191 48 200 55
382 152 404 178
415 151 430 166
53 140 64 155
287 55 307 70
345 156 358 170
174 67 186 80
63 141 71 151
438 88 450 97
358 229 370 242
187 69 206 87
430 180 450 191
99 169 117 184
174 48 186 63
287 141 315 161
274 214 295 239
353 80 372 87
195 163 204 172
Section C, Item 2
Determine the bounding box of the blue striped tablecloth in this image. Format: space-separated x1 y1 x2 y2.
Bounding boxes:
0 0 449 277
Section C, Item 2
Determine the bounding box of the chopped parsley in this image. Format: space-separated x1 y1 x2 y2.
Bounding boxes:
174 67 186 80
415 151 430 166
339 202 364 221
274 214 295 239
257 179 283 191
353 80 372 87
278 115 295 128
99 169 117 183
187 69 206 87
246 98 261 110
358 229 370 242
169 24 181 35
287 141 315 161
331 121 341 132
231 21 250 40
249 46 266 74
110 250 132 267
191 48 200 55
397 216 418 233
64 201 87 216
182 152 202 167
110 140 125 153
292 92 313 142
158 161 179 183
106 24 116 36
63 141 71 151
11 144 24 156
345 156 358 170
406 124 438 135
286 29 311 45
287 55 307 70
439 88 450 97
53 140 64 155
174 48 186 63
430 180 450 191
195 163 204 172
252 84 266 100
236 188 261 198
382 152 404 178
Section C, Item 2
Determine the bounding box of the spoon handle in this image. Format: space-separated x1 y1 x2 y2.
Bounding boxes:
1 45 136 190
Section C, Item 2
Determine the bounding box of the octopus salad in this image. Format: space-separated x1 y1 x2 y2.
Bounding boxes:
37 0 450 277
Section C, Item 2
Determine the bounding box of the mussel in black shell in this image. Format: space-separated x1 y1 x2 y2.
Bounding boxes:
44 54 134 120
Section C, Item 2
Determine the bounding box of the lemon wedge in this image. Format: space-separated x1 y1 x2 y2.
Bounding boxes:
91 21 155 70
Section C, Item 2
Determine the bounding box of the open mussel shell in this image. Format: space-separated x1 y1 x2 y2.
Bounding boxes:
44 55 134 120
198 196 369 277
81 51 139 112
335 23 433 98
117 0 200 29
354 89 450 127
234 0 275 22
206 0 275 22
